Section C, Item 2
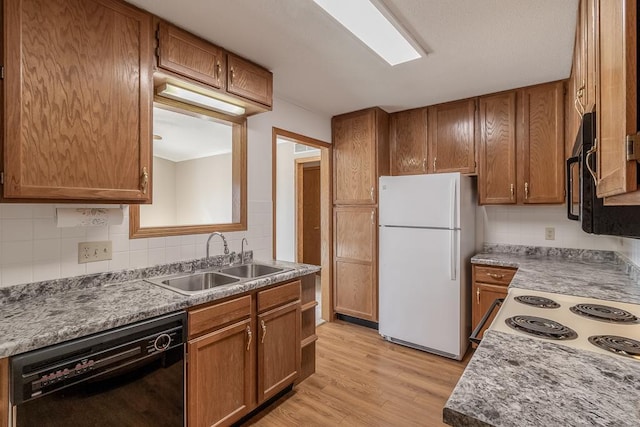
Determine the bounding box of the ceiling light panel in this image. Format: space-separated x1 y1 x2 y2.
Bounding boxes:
313 0 422 66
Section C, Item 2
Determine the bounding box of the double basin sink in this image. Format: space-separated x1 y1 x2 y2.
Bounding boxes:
146 263 290 295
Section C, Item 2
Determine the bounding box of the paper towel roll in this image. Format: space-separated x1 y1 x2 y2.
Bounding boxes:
55 208 124 228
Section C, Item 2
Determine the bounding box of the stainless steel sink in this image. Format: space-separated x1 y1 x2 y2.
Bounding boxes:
219 263 287 279
147 271 239 295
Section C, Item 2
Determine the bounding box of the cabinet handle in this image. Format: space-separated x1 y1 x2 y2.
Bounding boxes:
260 320 266 343
487 273 504 279
216 61 222 81
246 326 252 351
230 67 235 86
433 157 437 171
140 167 149 194
422 158 427 172
524 182 529 200
476 288 480 305
585 138 598 186
574 83 585 117
370 210 375 224
510 184 514 200
370 186 374 201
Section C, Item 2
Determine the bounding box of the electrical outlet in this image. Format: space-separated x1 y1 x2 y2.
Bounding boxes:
545 227 555 241
78 241 112 263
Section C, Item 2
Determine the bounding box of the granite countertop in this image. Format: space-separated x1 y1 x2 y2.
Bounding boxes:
444 245 640 427
0 255 320 358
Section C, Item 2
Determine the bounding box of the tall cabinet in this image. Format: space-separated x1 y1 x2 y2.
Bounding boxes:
332 108 389 322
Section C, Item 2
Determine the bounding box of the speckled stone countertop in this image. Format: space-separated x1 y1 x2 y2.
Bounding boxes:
0 254 320 358
444 244 640 427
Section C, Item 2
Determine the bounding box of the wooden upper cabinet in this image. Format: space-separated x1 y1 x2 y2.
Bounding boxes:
428 99 476 174
227 53 273 107
595 0 638 199
157 21 225 90
333 108 389 205
478 92 517 204
3 0 152 202
519 82 565 204
390 108 428 175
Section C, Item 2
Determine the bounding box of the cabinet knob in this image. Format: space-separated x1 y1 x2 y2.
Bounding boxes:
246 326 252 351
260 320 267 344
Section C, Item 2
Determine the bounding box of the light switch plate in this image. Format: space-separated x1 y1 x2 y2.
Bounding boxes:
545 227 555 241
78 241 112 263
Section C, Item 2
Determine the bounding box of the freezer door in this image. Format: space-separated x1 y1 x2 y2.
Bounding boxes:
378 226 463 358
379 174 459 229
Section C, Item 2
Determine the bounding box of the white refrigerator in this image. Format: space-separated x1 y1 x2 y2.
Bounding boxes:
378 173 476 360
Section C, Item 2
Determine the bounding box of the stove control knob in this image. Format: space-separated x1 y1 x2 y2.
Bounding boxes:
154 334 172 351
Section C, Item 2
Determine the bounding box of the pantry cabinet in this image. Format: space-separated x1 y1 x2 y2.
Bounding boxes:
186 279 302 427
428 99 477 174
333 206 377 321
478 82 565 205
471 265 516 342
2 0 153 202
333 108 389 205
389 108 428 175
157 21 225 90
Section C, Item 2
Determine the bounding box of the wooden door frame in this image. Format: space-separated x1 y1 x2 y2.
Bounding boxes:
295 158 321 263
272 128 333 322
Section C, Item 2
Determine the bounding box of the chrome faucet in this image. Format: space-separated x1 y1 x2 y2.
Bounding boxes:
206 232 229 259
241 238 249 262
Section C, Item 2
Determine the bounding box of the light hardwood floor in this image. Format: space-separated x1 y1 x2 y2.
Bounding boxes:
241 320 471 426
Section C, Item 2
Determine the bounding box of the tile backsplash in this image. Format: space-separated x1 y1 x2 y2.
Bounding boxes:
0 202 272 288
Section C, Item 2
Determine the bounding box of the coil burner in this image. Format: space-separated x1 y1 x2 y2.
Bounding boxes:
588 335 640 360
505 316 578 340
570 304 639 324
514 295 560 309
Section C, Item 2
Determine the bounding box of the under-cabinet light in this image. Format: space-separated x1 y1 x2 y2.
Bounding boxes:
313 0 423 66
157 83 246 116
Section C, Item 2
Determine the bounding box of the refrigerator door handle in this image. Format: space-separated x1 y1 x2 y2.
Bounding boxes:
449 178 457 230
450 231 457 280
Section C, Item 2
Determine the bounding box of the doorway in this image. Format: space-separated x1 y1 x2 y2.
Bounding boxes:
272 128 332 323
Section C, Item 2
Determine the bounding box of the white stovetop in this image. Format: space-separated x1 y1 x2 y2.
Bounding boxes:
490 287 640 360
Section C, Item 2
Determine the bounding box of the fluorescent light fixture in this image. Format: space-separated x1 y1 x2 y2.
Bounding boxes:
157 83 246 116
313 0 423 66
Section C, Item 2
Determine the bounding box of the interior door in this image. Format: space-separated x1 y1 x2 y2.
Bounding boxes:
301 166 321 265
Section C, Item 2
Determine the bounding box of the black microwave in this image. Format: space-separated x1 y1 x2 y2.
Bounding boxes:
567 112 640 237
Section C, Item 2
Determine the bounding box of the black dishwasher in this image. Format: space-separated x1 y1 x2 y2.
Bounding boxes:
11 311 186 427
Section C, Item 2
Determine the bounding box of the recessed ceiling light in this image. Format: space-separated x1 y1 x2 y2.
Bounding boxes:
313 0 423 66
156 83 246 116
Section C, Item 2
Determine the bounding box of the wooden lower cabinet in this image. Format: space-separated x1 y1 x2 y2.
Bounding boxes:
1 358 7 427
187 279 303 426
471 265 517 341
257 301 301 404
188 319 254 427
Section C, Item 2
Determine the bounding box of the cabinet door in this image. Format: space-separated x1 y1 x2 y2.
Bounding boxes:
428 99 476 174
227 53 273 107
333 109 378 204
478 92 517 204
333 206 377 321
595 0 638 198
188 318 253 427
157 21 225 89
584 0 597 112
519 82 565 204
257 301 301 404
390 108 428 175
4 0 152 202
471 283 508 342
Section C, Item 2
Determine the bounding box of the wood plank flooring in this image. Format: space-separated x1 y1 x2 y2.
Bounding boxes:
241 320 471 426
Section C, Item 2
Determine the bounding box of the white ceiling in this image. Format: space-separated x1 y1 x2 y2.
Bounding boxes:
129 0 579 116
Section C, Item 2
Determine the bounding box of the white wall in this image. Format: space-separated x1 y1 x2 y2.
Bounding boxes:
0 97 331 288
620 237 640 267
176 153 232 225
481 205 623 250
140 157 177 227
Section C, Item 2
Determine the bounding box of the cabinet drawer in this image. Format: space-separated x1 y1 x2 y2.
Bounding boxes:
258 281 301 313
474 265 516 286
189 295 251 338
